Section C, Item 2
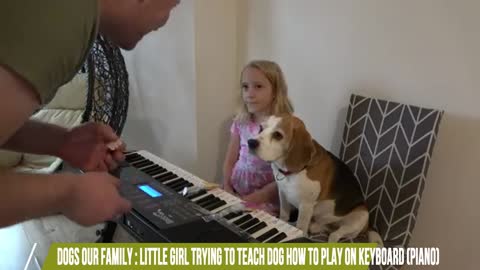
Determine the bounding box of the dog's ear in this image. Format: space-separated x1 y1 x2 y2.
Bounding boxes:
285 117 315 172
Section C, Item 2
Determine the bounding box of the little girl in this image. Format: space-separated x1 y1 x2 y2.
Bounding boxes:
223 60 294 216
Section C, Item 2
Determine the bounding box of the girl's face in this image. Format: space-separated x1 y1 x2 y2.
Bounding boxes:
241 67 275 116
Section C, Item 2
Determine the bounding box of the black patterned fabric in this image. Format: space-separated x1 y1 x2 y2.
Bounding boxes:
339 94 443 247
339 94 442 269
82 35 129 136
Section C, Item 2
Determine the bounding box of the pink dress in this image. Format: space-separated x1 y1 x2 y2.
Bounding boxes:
230 119 279 215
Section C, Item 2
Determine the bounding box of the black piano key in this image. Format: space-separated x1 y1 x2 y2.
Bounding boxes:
142 165 165 174
201 199 221 210
204 200 227 211
239 218 260 230
246 222 267 234
144 167 167 176
198 197 220 208
185 189 207 200
125 152 141 159
223 212 243 220
172 182 193 193
194 194 215 205
165 179 186 188
140 164 158 172
256 228 279 242
233 214 253 226
155 172 178 182
125 155 143 163
125 156 145 164
266 232 287 243
169 181 190 191
131 159 153 168
130 158 150 166
179 181 194 188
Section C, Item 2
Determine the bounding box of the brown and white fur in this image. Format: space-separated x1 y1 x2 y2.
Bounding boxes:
248 114 382 244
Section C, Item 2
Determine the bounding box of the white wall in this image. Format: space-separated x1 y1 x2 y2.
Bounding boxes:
122 0 197 173
122 0 239 182
240 0 479 269
194 0 239 182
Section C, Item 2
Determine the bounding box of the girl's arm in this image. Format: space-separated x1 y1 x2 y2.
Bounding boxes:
242 181 279 204
222 133 240 193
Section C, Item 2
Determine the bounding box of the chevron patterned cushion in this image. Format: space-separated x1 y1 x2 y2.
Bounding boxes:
338 94 443 252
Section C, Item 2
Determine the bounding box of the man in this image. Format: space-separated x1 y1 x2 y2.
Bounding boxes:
0 0 180 228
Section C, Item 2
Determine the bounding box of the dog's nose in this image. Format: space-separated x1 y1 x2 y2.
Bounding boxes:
247 139 259 150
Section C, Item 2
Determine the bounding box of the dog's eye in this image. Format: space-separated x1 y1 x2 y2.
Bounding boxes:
272 131 283 140
259 125 263 133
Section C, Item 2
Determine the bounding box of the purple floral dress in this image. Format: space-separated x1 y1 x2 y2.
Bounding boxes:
230 120 278 215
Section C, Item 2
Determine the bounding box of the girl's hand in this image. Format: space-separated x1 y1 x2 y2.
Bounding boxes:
223 181 235 195
242 190 268 204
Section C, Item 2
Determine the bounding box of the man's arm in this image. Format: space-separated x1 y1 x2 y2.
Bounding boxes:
0 65 39 147
0 169 131 228
2 120 68 156
0 170 71 228
0 64 124 171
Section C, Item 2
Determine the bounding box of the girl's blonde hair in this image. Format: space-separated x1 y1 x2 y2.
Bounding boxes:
235 60 294 122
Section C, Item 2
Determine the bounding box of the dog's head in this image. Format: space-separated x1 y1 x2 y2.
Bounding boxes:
248 114 315 172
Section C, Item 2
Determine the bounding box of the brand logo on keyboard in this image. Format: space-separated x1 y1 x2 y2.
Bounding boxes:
152 209 174 225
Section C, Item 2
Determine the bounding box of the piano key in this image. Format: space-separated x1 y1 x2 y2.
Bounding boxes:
155 172 178 183
266 232 287 243
205 189 243 214
131 159 153 168
204 200 227 211
125 154 143 163
185 189 207 200
171 182 191 192
142 166 166 176
139 164 158 173
173 182 194 193
249 214 283 239
256 228 279 242
125 151 141 158
165 179 187 188
223 212 243 220
246 222 267 235
194 194 215 205
239 218 260 230
233 214 253 226
198 197 220 208
146 167 167 177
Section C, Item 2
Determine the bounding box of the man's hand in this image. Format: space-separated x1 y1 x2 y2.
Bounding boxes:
61 172 131 226
57 122 126 172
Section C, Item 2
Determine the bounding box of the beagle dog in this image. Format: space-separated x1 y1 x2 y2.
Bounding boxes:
248 114 382 244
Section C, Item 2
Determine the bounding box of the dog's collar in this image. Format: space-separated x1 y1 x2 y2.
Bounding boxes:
273 163 307 176
278 168 294 176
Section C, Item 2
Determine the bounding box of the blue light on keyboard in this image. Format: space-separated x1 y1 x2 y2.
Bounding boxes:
138 184 162 198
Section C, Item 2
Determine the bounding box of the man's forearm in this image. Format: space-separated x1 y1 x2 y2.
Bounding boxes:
1 120 67 156
0 170 72 228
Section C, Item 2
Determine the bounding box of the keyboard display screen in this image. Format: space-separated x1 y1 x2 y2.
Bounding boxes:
138 184 162 198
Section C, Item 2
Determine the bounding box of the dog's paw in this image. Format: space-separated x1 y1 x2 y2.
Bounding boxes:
279 213 289 222
309 223 325 234
328 232 341 243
